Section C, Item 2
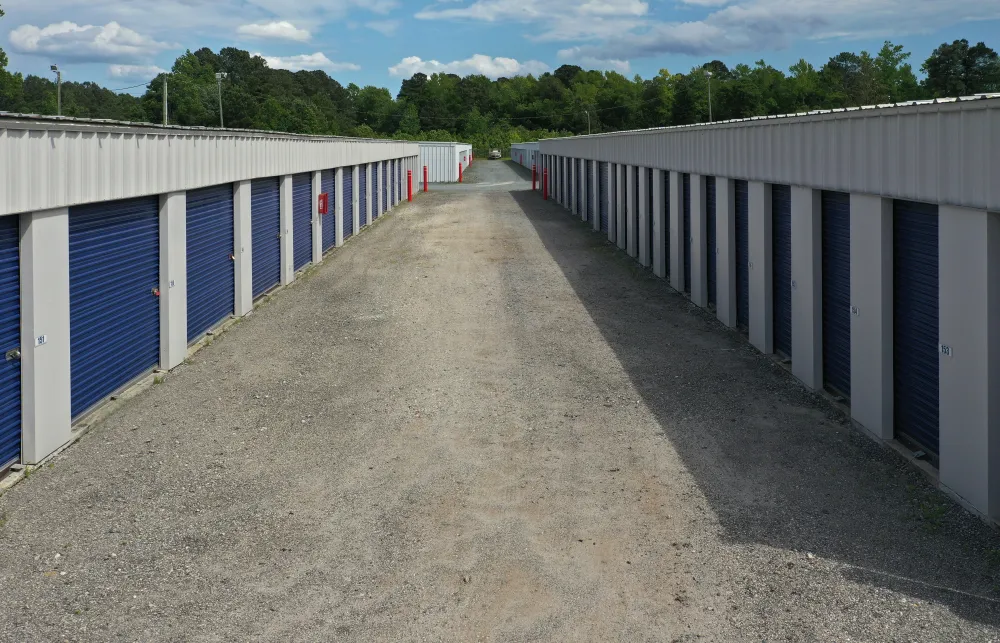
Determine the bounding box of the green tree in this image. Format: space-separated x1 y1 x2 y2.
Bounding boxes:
922 39 1000 97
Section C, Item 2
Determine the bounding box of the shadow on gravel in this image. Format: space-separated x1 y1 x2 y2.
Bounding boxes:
508 188 1000 628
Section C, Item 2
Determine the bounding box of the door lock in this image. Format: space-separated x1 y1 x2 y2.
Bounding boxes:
5 348 21 362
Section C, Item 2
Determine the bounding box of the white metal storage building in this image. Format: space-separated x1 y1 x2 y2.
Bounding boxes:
537 95 1000 525
511 142 539 170
418 142 472 183
0 113 419 472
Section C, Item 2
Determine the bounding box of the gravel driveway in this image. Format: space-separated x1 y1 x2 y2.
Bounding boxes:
1 160 998 642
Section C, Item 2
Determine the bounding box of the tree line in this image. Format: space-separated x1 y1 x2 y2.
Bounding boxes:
0 2 998 151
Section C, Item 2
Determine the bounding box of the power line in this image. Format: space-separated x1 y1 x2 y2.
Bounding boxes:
108 80 155 93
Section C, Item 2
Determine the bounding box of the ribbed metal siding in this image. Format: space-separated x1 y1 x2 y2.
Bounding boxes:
893 200 940 455
663 171 671 278
343 167 355 239
186 184 234 343
821 191 851 398
321 170 335 250
599 162 609 233
359 165 368 225
683 173 691 294
772 184 792 358
0 216 20 468
735 180 750 328
251 178 281 299
292 173 312 271
69 197 160 419
706 177 717 306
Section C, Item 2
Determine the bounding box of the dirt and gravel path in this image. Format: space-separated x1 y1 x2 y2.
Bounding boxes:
1 160 999 642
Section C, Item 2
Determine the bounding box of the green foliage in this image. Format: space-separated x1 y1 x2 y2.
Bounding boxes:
0 38 997 140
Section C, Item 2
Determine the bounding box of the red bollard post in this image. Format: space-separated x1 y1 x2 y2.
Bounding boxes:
423 165 428 192
407 170 413 202
459 163 463 183
532 164 537 191
543 169 549 200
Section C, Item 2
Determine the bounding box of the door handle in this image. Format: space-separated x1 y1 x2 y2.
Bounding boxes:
5 348 20 362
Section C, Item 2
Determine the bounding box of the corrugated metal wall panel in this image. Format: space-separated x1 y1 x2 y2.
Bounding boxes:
0 216 20 468
821 191 851 398
69 196 160 419
292 172 312 271
537 98 1000 210
0 120 420 217
893 199 940 455
251 178 281 298
321 169 335 250
772 184 792 358
419 144 466 183
186 183 235 343
706 176 717 306
735 179 750 328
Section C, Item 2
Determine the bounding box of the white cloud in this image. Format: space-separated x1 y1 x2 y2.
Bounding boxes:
418 0 1000 61
556 51 631 73
256 52 361 72
388 54 549 78
237 21 311 42
415 0 650 41
9 21 173 63
366 20 401 36
109 64 167 80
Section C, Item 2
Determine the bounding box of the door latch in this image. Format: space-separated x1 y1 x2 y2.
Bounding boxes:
5 348 21 362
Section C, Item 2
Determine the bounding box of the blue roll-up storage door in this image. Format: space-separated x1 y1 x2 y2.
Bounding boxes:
683 173 691 294
382 162 388 212
822 191 851 398
69 197 160 419
359 165 368 225
588 161 596 223
186 184 235 344
893 200 940 456
772 184 792 358
599 162 609 234
663 171 671 279
579 163 585 219
292 173 312 271
343 167 355 239
0 216 20 468
647 168 654 264
706 177 717 307
392 160 398 205
321 170 335 250
372 163 379 220
251 178 280 299
735 179 750 329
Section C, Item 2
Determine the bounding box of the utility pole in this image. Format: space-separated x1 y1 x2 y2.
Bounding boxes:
163 75 168 125
215 72 228 128
50 65 61 116
705 70 713 123
585 110 591 135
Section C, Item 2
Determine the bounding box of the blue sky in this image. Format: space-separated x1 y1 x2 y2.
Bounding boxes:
2 0 999 96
